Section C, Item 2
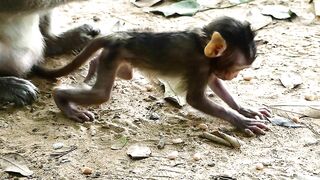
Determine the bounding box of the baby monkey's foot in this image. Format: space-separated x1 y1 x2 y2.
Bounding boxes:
65 106 94 123
54 97 94 122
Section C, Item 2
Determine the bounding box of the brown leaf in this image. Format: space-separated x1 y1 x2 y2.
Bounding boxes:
0 153 33 176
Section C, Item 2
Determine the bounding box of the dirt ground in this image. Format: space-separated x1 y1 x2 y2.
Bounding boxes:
1 0 320 179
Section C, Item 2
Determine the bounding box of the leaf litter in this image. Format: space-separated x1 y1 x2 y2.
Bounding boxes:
0 153 33 177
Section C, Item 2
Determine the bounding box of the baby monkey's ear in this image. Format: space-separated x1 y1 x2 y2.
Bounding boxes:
204 31 227 58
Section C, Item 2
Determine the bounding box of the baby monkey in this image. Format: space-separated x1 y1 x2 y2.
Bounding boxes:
35 16 271 136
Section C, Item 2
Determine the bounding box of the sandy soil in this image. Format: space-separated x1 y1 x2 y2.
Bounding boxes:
1 0 320 179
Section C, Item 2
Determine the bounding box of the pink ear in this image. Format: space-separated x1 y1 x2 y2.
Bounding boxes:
204 32 227 58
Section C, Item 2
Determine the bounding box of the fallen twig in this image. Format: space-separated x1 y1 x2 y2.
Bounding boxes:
264 103 320 119
200 131 242 148
158 168 184 174
50 145 77 159
267 103 320 107
153 175 174 179
214 131 241 149
157 132 166 149
200 132 232 147
264 105 308 118
301 122 320 137
199 0 255 12
303 140 320 147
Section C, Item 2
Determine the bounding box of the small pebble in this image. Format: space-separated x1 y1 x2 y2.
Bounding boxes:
148 95 157 101
52 142 64 150
149 113 160 120
198 123 208 131
92 171 101 178
255 163 264 170
192 153 201 161
292 117 300 123
91 129 97 136
172 138 183 144
305 95 315 101
82 167 93 175
167 151 179 160
32 128 39 132
145 85 154 92
92 16 100 22
243 76 253 81
207 162 215 167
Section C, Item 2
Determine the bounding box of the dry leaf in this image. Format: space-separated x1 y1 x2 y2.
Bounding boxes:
246 9 272 31
261 5 297 20
197 0 222 7
130 0 162 8
269 117 305 128
279 72 303 89
145 0 200 17
229 0 250 4
0 153 33 176
158 78 186 108
268 104 320 119
127 145 151 159
111 136 128 150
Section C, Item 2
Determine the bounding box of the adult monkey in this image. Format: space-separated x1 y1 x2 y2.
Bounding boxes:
0 0 99 106
35 17 272 136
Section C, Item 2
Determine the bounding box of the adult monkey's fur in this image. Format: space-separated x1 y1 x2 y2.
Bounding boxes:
0 0 99 106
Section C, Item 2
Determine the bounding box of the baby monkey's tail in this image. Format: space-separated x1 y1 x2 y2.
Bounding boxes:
32 36 112 79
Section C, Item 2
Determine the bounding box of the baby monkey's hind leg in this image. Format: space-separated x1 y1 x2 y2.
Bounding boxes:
53 50 120 122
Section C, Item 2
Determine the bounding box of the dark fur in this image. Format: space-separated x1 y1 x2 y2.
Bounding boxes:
0 0 99 106
35 16 256 81
204 17 256 71
33 16 262 127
